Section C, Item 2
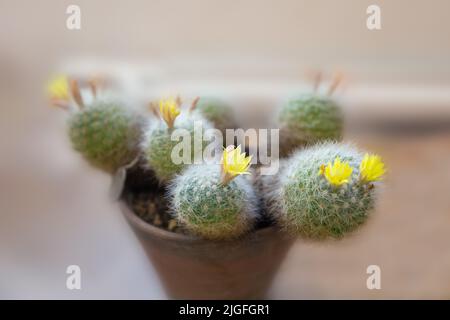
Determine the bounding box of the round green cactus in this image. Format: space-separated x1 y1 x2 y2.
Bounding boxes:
277 94 343 156
194 97 235 134
142 99 214 182
262 142 385 239
68 99 142 173
170 164 258 240
47 76 142 173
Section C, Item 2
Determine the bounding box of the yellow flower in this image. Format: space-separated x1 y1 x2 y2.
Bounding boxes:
159 97 180 128
221 145 252 184
47 75 69 101
359 153 386 182
318 164 326 176
319 157 353 187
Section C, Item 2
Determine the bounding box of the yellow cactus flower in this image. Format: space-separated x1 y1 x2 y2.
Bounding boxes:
159 97 181 128
319 157 353 187
221 145 252 184
359 153 386 182
318 164 326 176
47 75 69 101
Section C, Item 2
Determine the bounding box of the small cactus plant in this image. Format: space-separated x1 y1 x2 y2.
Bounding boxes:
48 76 142 173
48 71 387 245
276 73 344 156
262 142 385 239
170 145 258 240
194 97 236 134
141 97 215 182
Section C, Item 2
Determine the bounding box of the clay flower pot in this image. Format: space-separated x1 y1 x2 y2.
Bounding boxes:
120 203 294 299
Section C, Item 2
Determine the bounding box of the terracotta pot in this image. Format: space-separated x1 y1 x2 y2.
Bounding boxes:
120 203 294 299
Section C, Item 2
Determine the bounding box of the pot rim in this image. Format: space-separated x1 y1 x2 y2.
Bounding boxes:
119 201 280 244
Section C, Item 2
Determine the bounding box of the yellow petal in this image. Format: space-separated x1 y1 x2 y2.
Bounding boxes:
322 156 353 186
318 164 326 176
159 97 180 128
47 75 69 101
221 145 252 182
360 153 386 182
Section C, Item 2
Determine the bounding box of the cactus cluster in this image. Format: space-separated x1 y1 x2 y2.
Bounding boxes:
141 98 214 182
49 72 386 242
48 76 142 173
277 94 343 156
170 160 258 240
69 100 142 173
275 72 345 157
194 97 236 135
261 142 384 239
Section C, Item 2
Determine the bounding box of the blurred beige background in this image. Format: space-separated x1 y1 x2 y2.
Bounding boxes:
1 0 450 299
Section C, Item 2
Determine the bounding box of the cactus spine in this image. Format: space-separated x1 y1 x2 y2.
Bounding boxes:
276 73 344 156
277 94 343 156
262 142 385 239
194 97 236 134
142 97 214 182
170 146 258 240
48 76 141 173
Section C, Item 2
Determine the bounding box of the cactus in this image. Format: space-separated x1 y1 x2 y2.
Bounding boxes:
262 142 385 239
277 94 343 156
48 76 142 173
142 97 214 182
69 100 142 173
194 97 236 134
170 146 258 240
49 73 388 242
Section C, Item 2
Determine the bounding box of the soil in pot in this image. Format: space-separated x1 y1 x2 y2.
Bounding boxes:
125 191 186 234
